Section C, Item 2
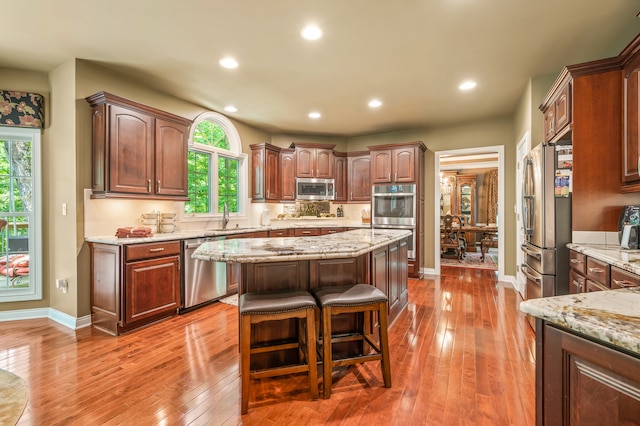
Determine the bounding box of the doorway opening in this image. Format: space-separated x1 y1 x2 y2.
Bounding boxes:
434 146 505 281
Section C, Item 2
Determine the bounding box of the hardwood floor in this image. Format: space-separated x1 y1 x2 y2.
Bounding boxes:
1 267 535 425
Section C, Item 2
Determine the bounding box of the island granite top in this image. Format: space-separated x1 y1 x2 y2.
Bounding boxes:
191 228 412 264
520 287 640 356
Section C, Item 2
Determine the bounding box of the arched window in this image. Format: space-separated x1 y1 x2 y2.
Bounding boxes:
185 112 247 217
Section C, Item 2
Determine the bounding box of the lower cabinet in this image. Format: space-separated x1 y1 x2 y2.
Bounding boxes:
569 249 640 293
371 237 409 320
538 321 640 425
90 241 181 335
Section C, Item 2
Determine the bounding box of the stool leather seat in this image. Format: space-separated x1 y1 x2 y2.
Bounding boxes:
240 290 317 314
313 284 387 307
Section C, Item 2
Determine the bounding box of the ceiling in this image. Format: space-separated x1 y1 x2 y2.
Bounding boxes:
1 1 638 136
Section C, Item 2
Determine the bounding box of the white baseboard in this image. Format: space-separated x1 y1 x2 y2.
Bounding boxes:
0 308 91 330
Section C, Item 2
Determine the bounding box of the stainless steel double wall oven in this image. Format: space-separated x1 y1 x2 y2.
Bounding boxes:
371 184 417 259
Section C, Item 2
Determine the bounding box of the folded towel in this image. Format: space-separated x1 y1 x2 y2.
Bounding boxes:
115 227 154 238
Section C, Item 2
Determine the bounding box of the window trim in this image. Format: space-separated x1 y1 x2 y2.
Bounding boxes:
182 112 247 222
0 126 42 302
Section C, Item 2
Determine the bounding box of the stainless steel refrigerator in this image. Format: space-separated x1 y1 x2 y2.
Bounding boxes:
521 143 571 310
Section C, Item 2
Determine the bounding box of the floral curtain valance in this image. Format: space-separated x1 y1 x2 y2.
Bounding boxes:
0 91 45 129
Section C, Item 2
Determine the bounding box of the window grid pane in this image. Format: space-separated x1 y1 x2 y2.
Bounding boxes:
185 151 211 214
218 156 239 213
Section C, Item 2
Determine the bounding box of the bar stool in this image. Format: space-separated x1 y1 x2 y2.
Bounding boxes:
312 284 391 399
239 289 319 414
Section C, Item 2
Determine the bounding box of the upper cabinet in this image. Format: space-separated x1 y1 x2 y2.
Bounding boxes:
334 152 348 202
291 142 335 179
369 142 425 184
347 151 371 202
86 92 191 200
250 143 280 202
542 77 572 143
280 148 296 202
622 41 640 186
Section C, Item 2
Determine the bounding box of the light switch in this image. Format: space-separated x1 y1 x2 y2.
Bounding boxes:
62 203 67 216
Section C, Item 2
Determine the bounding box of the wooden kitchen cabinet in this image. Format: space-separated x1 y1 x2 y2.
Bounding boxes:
280 148 296 202
250 143 280 202
371 236 409 320
568 249 640 293
538 321 640 425
347 151 371 202
291 142 335 179
334 152 348 202
622 41 640 186
542 77 572 143
89 240 181 335
369 142 423 184
86 92 191 200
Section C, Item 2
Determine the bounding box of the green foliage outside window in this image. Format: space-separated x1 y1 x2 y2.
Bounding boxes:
185 120 240 214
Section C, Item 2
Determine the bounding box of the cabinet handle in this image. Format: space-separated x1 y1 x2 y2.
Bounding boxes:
157 180 161 193
291 192 294 198
588 267 604 274
612 278 636 288
148 179 152 193
266 190 269 198
570 259 582 264
388 173 391 181
302 231 311 234
395 172 397 181
149 248 165 252
350 192 353 200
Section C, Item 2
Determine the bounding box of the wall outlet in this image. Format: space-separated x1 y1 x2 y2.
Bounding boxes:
55 278 68 294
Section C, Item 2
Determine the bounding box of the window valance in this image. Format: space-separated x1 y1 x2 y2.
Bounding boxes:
0 91 45 128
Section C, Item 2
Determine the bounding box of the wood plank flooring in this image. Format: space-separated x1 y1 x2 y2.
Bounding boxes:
0 266 536 425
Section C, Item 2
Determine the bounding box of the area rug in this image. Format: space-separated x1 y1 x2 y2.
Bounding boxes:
219 294 238 306
0 368 28 426
441 251 498 270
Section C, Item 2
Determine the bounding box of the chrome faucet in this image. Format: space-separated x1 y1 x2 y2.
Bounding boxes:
222 202 229 230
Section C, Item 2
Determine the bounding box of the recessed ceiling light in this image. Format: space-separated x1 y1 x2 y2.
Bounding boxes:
301 25 323 41
219 57 239 69
308 111 321 119
368 99 382 108
459 80 477 91
224 105 238 113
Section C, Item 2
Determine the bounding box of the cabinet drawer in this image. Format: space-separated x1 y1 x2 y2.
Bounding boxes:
586 279 609 293
269 229 293 237
126 241 180 261
586 257 610 287
294 228 320 237
569 250 586 275
320 227 346 235
610 266 640 289
569 269 586 294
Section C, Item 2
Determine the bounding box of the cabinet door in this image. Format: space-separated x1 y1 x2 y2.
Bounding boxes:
543 108 555 142
569 269 585 294
251 148 265 200
280 150 296 201
370 150 392 184
348 155 371 202
265 148 280 200
623 60 640 183
125 255 180 324
393 147 416 182
109 105 154 194
334 155 348 201
155 119 189 197
554 83 571 132
295 147 315 178
542 324 640 425
315 148 334 178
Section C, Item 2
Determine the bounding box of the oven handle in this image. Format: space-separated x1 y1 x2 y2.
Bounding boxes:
521 264 542 284
371 192 416 197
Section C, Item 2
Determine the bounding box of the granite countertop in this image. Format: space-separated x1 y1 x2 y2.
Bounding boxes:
85 223 370 245
191 228 412 263
567 243 640 275
520 287 640 356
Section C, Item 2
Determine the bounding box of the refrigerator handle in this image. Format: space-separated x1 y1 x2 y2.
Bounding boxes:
522 157 535 236
521 264 542 284
520 244 542 259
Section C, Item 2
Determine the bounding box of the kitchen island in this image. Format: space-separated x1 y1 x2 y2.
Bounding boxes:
520 287 640 425
193 228 411 368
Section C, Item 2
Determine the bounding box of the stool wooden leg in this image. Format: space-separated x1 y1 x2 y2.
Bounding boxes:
378 302 392 388
240 314 252 415
322 306 333 399
306 308 319 400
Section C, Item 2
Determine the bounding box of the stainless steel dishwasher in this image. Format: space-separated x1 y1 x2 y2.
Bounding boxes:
182 236 227 311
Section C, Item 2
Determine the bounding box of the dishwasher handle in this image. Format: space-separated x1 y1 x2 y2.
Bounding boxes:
184 237 225 249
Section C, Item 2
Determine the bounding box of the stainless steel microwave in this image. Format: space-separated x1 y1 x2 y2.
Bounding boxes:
296 178 335 200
